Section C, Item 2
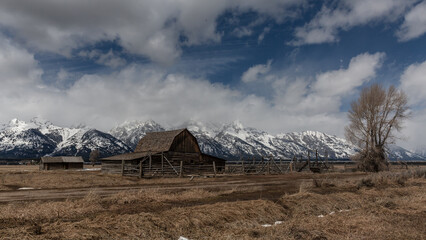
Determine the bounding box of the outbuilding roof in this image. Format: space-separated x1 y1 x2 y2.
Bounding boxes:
41 156 84 163
102 152 153 161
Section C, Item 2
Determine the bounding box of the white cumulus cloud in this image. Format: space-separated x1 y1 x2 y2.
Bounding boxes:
313 52 385 97
400 60 426 106
241 60 273 83
0 0 303 64
397 1 426 41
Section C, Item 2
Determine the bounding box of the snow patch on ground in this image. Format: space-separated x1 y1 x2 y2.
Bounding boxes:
261 220 284 227
318 209 352 218
18 187 35 190
78 168 101 171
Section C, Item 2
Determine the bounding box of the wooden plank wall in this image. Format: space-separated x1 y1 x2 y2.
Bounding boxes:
169 130 201 154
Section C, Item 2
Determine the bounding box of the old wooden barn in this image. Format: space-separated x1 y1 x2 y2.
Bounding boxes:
40 156 84 170
102 129 226 177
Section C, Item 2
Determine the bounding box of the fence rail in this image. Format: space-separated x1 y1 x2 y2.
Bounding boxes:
108 148 426 178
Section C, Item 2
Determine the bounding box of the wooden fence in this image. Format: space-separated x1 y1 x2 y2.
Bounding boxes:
118 150 334 178
120 159 223 178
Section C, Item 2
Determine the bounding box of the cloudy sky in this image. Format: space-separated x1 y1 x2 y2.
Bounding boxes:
0 0 425 150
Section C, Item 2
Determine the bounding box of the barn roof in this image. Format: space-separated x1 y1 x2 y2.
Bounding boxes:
134 129 186 153
102 152 152 161
41 156 84 163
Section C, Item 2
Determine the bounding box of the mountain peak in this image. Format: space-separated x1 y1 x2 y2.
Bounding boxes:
3 118 37 132
109 119 165 149
9 118 26 126
29 117 53 127
230 120 244 130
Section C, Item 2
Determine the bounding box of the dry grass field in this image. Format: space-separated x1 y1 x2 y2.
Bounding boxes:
0 165 425 239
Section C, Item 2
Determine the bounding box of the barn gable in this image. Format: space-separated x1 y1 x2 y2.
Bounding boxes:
134 129 201 154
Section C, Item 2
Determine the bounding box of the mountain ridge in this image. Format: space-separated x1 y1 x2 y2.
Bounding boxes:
111 120 425 161
0 118 424 161
0 118 130 160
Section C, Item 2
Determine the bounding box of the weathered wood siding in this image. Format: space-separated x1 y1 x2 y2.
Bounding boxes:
43 163 64 170
66 163 83 169
169 130 201 154
101 160 124 174
166 152 203 164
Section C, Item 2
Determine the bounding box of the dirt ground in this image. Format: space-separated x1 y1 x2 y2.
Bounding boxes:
0 166 425 239
0 165 368 203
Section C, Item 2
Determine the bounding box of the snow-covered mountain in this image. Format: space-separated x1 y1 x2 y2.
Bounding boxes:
1 118 423 161
109 120 164 150
206 121 356 160
414 146 426 158
110 120 424 161
0 118 130 160
388 145 425 161
0 119 57 158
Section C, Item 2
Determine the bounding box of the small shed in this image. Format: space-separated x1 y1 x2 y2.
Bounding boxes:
102 129 226 176
40 156 84 170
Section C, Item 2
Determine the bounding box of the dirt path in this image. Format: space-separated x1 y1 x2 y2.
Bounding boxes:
0 172 367 203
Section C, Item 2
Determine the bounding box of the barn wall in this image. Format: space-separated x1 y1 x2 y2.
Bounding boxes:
166 152 203 164
102 160 140 174
67 163 83 169
46 163 65 170
169 131 201 153
102 160 123 174
202 154 226 167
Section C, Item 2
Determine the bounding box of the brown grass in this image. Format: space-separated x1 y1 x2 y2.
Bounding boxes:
0 168 425 239
0 166 213 191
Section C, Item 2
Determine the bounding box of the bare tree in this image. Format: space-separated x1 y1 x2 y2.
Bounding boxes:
345 84 409 172
89 149 100 167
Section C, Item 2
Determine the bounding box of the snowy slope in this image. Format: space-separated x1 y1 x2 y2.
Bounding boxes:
388 145 425 160
109 120 164 150
0 119 57 158
414 146 426 158
0 118 130 160
51 129 131 159
111 120 423 161
1 118 422 161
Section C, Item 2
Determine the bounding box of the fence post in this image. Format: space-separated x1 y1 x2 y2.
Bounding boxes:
267 158 271 175
161 152 164 176
242 159 245 174
121 160 124 176
180 161 183 177
289 162 293 172
308 152 311 169
325 150 328 166
213 161 217 177
315 149 318 166
139 160 143 178
149 154 152 170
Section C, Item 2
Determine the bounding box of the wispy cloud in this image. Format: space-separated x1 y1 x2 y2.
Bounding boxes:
79 49 126 69
291 0 416 46
0 0 303 64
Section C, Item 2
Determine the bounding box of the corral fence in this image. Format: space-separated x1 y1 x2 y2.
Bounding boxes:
225 149 332 174
115 152 225 178
119 149 335 177
121 160 223 178
104 149 426 178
